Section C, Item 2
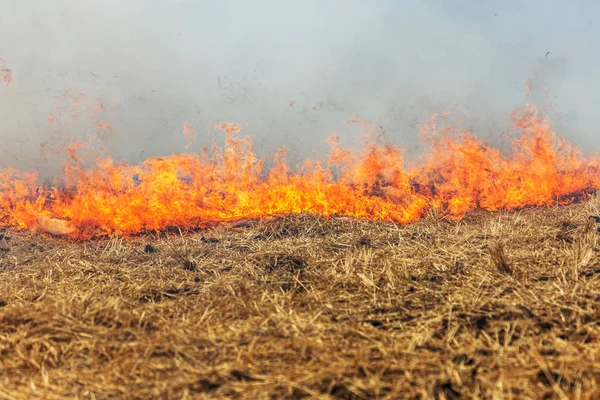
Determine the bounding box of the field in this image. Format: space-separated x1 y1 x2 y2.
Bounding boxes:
1 199 600 399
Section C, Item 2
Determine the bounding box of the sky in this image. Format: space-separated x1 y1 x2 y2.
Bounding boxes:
0 0 599 174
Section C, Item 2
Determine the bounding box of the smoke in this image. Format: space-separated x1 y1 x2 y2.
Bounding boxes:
0 0 598 175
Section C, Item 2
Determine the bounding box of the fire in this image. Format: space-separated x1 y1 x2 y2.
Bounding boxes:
1 104 599 239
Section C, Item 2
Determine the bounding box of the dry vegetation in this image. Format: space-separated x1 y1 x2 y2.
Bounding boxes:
2 197 600 399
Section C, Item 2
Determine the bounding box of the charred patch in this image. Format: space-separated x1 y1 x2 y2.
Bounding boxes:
433 381 461 400
192 379 222 393
200 237 220 244
471 315 490 332
355 236 372 247
536 321 555 332
143 244 156 253
366 319 385 329
229 369 261 382
183 260 197 271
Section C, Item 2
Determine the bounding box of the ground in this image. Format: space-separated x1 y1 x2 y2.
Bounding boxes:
1 199 600 399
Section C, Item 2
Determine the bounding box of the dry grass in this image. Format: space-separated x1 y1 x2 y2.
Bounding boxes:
2 198 600 399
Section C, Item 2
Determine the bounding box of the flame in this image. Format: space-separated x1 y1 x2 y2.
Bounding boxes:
1 104 599 239
33 213 76 236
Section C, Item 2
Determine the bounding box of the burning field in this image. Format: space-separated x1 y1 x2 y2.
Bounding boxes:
2 104 600 239
4 0 600 397
1 101 600 399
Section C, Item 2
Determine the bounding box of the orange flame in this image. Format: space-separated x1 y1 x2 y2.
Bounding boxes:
1 104 599 239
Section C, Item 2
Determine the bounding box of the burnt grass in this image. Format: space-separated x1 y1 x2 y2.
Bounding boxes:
1 201 600 399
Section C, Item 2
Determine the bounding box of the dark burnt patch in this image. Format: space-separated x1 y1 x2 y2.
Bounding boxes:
433 380 461 400
200 237 220 244
183 260 197 271
191 378 222 393
355 236 372 248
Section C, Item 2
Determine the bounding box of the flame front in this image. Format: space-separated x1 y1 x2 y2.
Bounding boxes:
1 105 599 239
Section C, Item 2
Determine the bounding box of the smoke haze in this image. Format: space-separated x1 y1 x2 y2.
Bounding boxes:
1 0 599 174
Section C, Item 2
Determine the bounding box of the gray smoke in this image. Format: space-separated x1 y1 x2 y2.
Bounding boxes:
1 0 598 176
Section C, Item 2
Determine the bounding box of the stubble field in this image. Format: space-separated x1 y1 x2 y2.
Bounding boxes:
1 199 600 399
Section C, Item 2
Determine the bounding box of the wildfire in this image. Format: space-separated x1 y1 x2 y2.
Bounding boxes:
1 104 599 239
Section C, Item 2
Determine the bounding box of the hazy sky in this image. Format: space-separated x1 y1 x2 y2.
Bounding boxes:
1 0 599 173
